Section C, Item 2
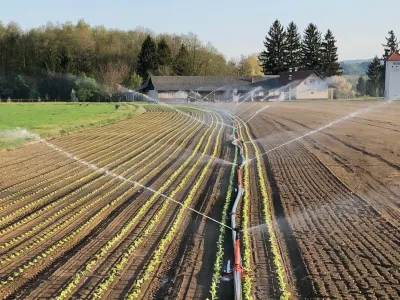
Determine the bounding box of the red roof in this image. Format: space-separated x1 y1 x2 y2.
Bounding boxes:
387 51 400 61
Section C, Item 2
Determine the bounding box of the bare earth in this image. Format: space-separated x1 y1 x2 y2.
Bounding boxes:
0 101 399 300
240 100 400 299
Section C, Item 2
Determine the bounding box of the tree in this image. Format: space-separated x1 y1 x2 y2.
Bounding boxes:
235 55 263 75
321 29 342 77
302 23 322 72
173 44 191 75
123 72 143 89
137 35 158 79
366 56 382 97
157 38 172 67
380 30 399 96
285 22 302 70
259 20 287 74
382 30 399 59
356 76 366 96
326 76 354 99
96 61 130 93
74 74 104 101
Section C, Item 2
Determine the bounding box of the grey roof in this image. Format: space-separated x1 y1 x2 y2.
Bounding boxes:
280 70 322 86
138 75 281 92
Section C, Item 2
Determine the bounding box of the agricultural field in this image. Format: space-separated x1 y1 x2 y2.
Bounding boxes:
237 100 400 299
0 100 399 300
0 102 145 149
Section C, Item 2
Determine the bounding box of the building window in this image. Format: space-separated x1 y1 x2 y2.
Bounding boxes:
309 79 315 84
311 91 315 95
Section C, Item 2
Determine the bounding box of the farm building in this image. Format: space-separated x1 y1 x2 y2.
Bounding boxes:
129 70 328 102
385 50 400 100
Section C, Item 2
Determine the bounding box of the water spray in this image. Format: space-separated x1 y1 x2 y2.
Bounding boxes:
26 132 233 231
246 100 392 163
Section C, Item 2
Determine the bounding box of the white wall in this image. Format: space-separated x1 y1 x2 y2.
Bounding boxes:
385 61 400 99
158 91 188 99
296 74 328 99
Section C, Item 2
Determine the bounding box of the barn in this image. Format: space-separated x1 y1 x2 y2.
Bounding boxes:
129 70 328 102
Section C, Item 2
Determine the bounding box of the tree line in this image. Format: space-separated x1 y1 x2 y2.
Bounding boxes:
259 20 342 77
356 30 399 97
0 20 240 101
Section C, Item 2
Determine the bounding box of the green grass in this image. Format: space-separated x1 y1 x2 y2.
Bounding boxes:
0 102 146 149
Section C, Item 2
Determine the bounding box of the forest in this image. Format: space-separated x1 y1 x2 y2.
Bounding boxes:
0 20 258 101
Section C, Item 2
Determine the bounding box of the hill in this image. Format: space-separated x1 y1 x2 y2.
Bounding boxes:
340 59 372 76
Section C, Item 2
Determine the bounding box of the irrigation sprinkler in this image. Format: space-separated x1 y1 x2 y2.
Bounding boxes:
246 99 393 163
220 125 246 300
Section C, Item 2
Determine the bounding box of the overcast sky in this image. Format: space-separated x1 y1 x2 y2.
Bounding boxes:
0 0 397 61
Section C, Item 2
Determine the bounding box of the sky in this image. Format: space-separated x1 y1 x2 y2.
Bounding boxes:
0 0 397 61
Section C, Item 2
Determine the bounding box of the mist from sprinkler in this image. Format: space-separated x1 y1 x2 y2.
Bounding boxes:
18 131 233 231
246 100 393 164
238 105 270 128
242 99 394 233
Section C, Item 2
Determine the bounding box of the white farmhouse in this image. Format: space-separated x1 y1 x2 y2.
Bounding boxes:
279 70 329 100
129 70 329 102
385 51 400 100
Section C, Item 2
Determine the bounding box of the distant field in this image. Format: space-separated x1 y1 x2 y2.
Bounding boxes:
0 102 145 148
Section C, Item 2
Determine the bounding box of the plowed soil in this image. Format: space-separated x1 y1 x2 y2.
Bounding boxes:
239 100 400 299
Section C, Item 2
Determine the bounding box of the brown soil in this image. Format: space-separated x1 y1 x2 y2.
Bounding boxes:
240 100 400 299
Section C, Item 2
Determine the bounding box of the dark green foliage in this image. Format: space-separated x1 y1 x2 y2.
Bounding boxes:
173 44 191 75
284 22 302 70
356 76 366 96
382 30 399 59
0 20 236 99
157 38 172 67
366 56 382 97
302 23 322 72
137 35 159 79
259 20 287 74
380 30 399 95
123 72 143 89
321 30 342 77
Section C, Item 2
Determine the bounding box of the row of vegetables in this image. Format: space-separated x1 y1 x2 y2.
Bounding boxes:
125 117 224 299
239 119 290 300
0 113 191 228
53 113 218 299
0 113 202 254
0 111 182 206
0 111 169 183
0 110 209 297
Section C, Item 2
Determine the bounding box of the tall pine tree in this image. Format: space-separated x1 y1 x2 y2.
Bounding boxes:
157 38 172 67
302 23 322 72
356 76 366 96
380 30 399 95
173 44 191 75
284 21 302 70
137 35 158 79
382 30 399 59
259 20 287 75
321 29 342 77
366 56 382 97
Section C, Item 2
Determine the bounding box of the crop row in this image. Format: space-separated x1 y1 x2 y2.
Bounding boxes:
0 113 191 225
91 114 222 299
236 124 253 300
209 146 238 299
0 113 203 256
0 111 181 204
52 113 219 299
0 111 171 195
0 109 172 185
239 119 289 300
125 119 224 299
